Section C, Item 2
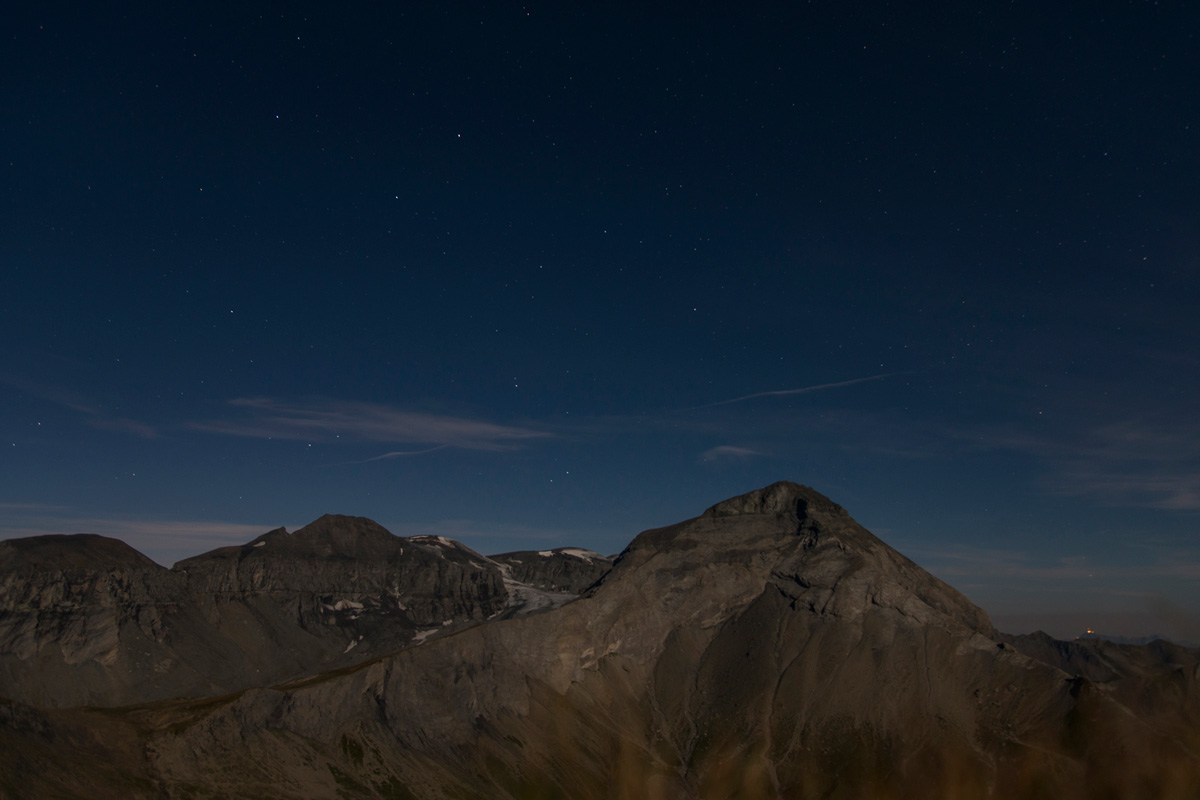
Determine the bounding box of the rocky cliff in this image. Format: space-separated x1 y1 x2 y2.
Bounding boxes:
0 515 513 707
0 534 186 707
490 547 613 593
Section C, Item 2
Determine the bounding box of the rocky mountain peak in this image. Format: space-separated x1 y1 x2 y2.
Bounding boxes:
282 514 401 557
172 516 404 570
0 533 163 573
611 481 996 643
703 480 844 520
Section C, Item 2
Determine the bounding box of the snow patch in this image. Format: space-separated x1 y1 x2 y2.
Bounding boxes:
323 599 365 612
343 639 358 654
411 628 439 644
501 576 578 616
252 541 267 548
414 535 455 547
535 548 599 562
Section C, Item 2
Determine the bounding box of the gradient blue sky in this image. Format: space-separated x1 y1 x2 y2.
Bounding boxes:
3 2 1198 641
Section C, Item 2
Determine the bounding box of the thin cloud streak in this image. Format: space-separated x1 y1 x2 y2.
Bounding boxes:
354 445 451 463
701 445 767 463
692 373 896 409
1050 470 1200 511
0 374 97 415
0 502 69 511
1 375 159 438
909 545 1200 582
89 417 159 439
921 549 1102 581
954 419 1200 511
190 398 554 452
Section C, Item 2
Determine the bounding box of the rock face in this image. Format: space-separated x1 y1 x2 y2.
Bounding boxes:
490 547 613 593
998 629 1200 749
173 516 508 663
0 534 185 707
1 482 1198 799
0 516 510 707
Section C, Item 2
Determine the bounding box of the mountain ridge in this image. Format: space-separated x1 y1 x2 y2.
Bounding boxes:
1 481 1197 798
0 512 600 708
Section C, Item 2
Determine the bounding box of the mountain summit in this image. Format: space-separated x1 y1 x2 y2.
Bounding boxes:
1 482 1197 798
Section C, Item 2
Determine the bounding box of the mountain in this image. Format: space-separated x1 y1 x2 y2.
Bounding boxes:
1 482 1197 798
0 515 553 708
1077 630 1196 647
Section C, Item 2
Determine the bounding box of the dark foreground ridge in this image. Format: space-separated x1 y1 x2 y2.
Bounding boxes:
1 481 1197 798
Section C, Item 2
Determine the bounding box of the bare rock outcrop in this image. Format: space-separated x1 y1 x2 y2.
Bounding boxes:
0 535 184 707
490 547 613 593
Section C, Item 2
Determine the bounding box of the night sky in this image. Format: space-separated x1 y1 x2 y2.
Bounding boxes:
3 3 1198 641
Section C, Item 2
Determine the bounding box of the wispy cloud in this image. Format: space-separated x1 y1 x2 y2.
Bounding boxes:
190 398 554 452
89 417 159 438
352 445 451 463
0 502 69 511
1050 470 1200 511
959 419 1200 511
700 445 767 463
0 374 97 415
916 548 1103 581
692 373 896 409
909 544 1200 582
0 375 158 438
